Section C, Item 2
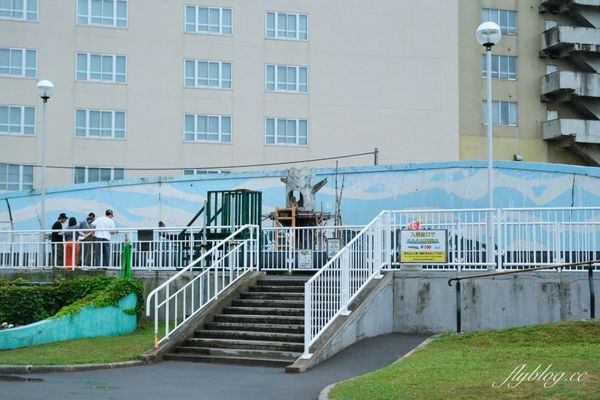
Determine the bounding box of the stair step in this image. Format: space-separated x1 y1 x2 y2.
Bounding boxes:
194 329 304 343
184 337 304 352
172 346 302 361
222 306 304 316
163 353 294 367
240 292 304 300
248 285 304 293
257 278 310 286
231 299 304 308
205 321 304 334
214 314 304 325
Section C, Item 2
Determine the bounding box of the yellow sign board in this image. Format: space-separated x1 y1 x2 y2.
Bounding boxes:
399 229 448 263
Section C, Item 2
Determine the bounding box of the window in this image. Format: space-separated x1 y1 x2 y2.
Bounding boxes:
0 0 37 21
184 60 231 89
74 166 124 184
265 64 307 93
481 8 516 34
184 114 231 143
185 5 232 35
75 109 125 139
76 52 127 83
265 117 307 145
184 169 230 175
481 55 517 80
77 0 127 27
0 48 36 78
0 163 33 192
0 105 35 135
482 101 518 126
266 11 307 40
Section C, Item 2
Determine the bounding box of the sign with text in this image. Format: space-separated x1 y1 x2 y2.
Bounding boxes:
399 229 448 263
327 238 341 258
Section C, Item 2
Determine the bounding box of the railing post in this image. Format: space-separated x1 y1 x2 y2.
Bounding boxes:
589 263 596 319
456 280 462 333
303 283 312 359
340 251 350 315
496 208 503 271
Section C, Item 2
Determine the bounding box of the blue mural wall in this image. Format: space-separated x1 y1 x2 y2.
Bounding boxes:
1 161 600 230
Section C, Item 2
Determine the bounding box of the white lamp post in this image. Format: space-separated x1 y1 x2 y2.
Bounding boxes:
476 22 501 270
36 79 54 265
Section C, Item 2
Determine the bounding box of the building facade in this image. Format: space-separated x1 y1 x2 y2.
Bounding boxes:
460 0 600 165
0 0 459 190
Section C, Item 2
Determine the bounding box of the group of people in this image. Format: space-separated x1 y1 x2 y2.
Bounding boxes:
50 209 117 268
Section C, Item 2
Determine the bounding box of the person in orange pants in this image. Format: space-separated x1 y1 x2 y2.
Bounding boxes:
64 217 80 270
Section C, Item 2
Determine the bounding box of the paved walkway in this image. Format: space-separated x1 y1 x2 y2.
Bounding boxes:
0 333 429 400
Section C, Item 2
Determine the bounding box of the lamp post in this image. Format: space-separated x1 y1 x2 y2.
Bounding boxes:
476 22 501 270
36 79 54 265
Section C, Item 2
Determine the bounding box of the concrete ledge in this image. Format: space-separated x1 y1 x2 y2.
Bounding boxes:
0 360 144 374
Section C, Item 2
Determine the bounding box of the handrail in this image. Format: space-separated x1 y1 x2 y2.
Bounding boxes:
145 224 259 348
447 260 599 333
303 210 390 358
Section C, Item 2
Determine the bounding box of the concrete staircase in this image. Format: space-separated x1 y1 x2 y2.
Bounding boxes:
163 275 309 367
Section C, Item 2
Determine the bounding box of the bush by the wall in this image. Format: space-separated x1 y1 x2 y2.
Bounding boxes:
0 276 143 326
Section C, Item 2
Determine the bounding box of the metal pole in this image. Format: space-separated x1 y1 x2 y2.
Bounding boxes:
589 263 595 319
40 97 48 266
486 45 495 271
373 147 379 166
456 280 462 333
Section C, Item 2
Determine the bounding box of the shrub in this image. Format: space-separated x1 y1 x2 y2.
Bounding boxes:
0 276 143 326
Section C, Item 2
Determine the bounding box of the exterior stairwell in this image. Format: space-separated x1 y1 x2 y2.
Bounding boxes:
163 275 309 367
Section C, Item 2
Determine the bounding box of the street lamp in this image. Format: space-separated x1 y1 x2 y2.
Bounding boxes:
476 22 501 270
36 79 54 265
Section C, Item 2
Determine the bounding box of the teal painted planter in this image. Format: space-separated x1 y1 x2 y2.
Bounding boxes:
0 293 137 350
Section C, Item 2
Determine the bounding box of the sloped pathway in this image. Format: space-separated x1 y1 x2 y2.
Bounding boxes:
1 333 429 400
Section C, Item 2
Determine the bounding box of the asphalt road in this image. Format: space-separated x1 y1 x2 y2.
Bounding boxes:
0 333 429 400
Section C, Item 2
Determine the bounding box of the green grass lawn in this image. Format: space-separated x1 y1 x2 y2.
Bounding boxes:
0 320 155 365
330 320 600 400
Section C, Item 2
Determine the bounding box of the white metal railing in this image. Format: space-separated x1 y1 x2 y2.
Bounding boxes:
389 209 495 271
500 207 600 270
0 225 223 270
303 211 391 358
145 224 259 348
261 225 363 271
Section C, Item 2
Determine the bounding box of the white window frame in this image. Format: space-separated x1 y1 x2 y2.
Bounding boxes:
265 11 307 40
76 52 127 83
265 64 308 93
77 0 127 27
0 0 37 22
0 105 35 135
184 59 232 89
481 8 516 35
481 55 517 80
185 5 232 35
74 108 126 139
183 114 232 143
74 166 125 184
482 101 518 127
0 48 37 78
265 117 308 146
0 163 33 192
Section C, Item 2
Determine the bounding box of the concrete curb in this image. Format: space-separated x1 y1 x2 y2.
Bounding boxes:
317 335 438 400
0 359 145 374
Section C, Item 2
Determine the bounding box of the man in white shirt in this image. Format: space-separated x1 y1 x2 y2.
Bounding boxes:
91 209 117 267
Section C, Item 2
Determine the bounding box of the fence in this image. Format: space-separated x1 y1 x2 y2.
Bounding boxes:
2 208 600 272
303 210 391 358
145 225 259 348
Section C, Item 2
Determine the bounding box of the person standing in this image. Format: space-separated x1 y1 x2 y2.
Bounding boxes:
77 212 95 267
91 209 117 267
51 213 67 267
64 217 80 270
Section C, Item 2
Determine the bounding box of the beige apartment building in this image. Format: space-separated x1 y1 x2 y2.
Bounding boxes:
0 0 459 190
460 0 600 165
1 0 599 192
